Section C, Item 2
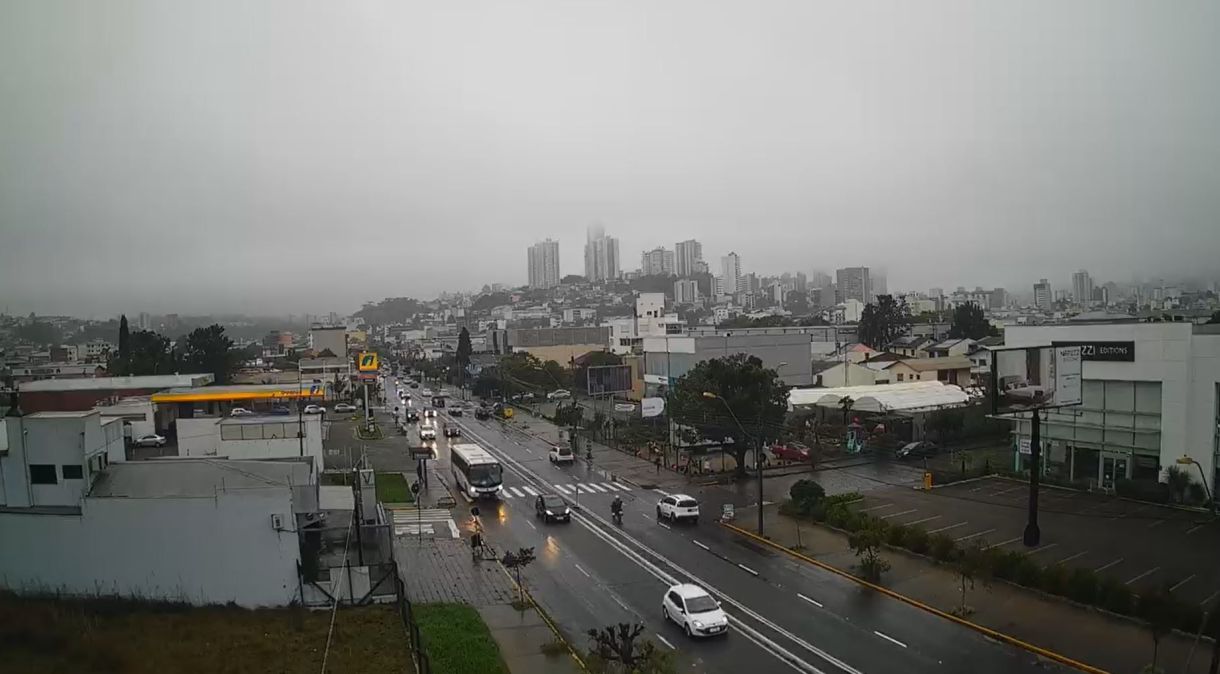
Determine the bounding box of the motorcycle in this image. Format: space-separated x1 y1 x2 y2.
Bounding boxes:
612 508 623 525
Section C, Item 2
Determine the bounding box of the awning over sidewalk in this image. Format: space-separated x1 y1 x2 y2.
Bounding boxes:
788 381 969 413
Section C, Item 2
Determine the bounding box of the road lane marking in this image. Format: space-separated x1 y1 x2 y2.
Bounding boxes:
955 528 996 542
927 521 969 534
984 536 1023 550
859 503 894 512
589 483 610 493
991 486 1023 496
1125 567 1160 585
905 515 942 526
694 540 711 551
1057 550 1089 564
737 563 759 576
1200 590 1220 607
606 482 630 491
880 509 917 520
658 522 671 530
1026 543 1059 555
555 485 572 494
1187 523 1207 535
655 633 676 650
797 593 823 608
612 594 632 612
574 564 591 578
526 521 536 530
874 631 907 648
652 489 671 497
1146 519 1166 529
1094 557 1124 572
522 486 540 496
1170 574 1196 592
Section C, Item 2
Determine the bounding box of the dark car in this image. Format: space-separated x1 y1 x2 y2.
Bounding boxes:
535 494 571 523
444 424 461 438
269 405 292 416
432 397 446 408
406 410 420 423
474 407 491 420
895 441 939 460
410 382 420 389
449 406 463 417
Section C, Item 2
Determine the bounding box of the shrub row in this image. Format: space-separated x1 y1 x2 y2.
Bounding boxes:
783 493 1207 634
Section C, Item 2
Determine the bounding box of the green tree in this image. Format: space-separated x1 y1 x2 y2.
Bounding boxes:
952 539 991 617
456 327 473 392
117 315 130 375
561 274 586 284
500 547 536 605
848 524 891 582
180 324 237 384
839 396 855 426
857 295 911 349
16 319 60 346
948 302 998 340
669 354 789 478
586 623 675 674
1140 588 1176 673
126 330 175 375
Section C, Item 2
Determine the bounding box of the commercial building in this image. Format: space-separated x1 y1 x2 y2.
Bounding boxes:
1004 322 1220 492
720 252 743 294
674 278 699 305
675 239 703 277
506 326 611 363
1072 270 1094 305
640 247 675 276
836 267 872 304
1033 279 1052 310
17 374 214 414
584 225 621 282
528 239 561 289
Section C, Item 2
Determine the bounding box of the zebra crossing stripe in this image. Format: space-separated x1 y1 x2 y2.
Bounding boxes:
588 483 609 493
522 486 540 496
513 487 528 497
608 482 631 492
555 485 572 494
575 484 594 493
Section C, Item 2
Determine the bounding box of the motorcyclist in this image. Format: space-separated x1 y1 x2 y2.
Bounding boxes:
611 495 623 520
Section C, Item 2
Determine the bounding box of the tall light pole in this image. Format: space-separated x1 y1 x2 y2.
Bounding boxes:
1177 455 1215 516
704 391 764 536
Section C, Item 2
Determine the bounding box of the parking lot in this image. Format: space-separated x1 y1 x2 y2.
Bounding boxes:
852 475 1220 604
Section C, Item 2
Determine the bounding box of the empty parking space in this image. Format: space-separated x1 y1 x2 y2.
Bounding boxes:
845 474 1220 602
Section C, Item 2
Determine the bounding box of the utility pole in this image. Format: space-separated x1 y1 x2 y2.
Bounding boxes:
1023 409 1041 546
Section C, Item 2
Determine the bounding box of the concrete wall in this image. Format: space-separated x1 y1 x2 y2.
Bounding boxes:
177 417 221 457
0 488 301 607
179 416 324 470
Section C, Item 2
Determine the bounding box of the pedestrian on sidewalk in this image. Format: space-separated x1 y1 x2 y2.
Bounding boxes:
655 455 661 474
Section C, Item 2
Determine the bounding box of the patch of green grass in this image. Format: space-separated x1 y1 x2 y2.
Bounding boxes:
376 472 414 504
0 592 411 674
415 603 509 674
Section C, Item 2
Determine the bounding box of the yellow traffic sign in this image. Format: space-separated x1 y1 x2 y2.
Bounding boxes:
358 352 379 372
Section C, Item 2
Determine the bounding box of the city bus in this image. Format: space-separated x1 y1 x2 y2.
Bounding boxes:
450 444 504 499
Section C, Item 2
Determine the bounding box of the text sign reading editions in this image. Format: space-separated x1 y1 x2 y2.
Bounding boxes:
1052 341 1135 362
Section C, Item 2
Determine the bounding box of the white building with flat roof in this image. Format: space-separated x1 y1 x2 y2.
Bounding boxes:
1004 322 1220 493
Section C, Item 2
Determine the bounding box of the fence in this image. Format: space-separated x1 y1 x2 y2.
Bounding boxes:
394 573 433 674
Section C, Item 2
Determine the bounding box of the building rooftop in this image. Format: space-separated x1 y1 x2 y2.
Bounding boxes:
90 459 312 498
19 374 213 393
27 410 100 419
151 383 325 403
790 381 969 413
886 356 973 372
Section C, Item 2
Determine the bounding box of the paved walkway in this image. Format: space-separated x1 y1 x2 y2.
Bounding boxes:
392 460 582 673
739 504 1218 674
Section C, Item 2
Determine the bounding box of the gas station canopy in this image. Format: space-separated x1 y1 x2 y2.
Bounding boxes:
788 381 969 414
151 383 326 404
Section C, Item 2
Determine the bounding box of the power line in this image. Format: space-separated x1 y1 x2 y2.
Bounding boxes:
319 514 355 673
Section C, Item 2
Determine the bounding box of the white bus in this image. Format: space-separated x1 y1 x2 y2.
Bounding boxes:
450 443 504 499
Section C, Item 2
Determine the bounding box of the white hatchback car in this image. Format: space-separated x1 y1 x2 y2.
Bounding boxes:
548 443 575 464
662 583 729 637
656 494 700 523
418 423 437 441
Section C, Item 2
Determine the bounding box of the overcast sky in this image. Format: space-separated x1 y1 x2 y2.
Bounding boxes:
2 1 1218 318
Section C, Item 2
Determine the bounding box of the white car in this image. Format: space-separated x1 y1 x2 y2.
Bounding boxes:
418 423 437 440
548 443 575 464
421 388 434 396
614 403 636 413
547 389 572 400
334 403 357 413
304 405 326 415
424 409 437 419
657 494 700 523
662 584 729 637
230 407 254 417
133 433 167 448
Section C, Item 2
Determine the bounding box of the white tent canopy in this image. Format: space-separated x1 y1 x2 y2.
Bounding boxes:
788 381 969 413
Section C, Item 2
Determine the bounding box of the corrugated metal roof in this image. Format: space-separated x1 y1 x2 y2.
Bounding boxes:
19 374 213 392
90 459 311 498
789 381 969 413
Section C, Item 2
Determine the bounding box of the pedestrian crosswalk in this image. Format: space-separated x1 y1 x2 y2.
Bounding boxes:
391 508 460 539
501 482 631 498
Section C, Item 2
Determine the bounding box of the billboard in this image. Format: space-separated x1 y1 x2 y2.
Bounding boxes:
587 364 633 395
358 352 379 372
990 345 1082 414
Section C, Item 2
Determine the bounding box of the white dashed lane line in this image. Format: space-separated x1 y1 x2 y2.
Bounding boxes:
874 631 908 648
574 564 591 578
797 593 823 608
737 563 759 577
655 633 676 650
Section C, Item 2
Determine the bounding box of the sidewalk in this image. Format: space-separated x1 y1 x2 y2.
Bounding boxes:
735 504 1216 674
393 462 581 674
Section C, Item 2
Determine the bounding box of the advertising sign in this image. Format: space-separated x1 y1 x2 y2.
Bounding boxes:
1052 341 1135 362
641 397 665 418
358 352 379 372
990 345 1084 414
587 364 633 395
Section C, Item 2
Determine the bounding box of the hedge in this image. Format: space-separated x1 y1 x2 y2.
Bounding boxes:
778 497 1211 634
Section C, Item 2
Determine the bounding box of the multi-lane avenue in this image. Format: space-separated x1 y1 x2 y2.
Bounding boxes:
410 387 1073 674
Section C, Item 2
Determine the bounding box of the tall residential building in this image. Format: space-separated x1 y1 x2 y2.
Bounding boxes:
794 272 808 292
527 239 561 289
675 239 703 277
811 271 833 289
674 278 699 304
721 252 743 294
836 267 872 304
693 259 709 275
1072 270 1094 304
641 247 675 276
872 272 888 298
584 226 621 282
1033 278 1052 310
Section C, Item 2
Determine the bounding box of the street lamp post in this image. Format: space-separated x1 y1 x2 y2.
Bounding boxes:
1176 455 1215 515
704 391 764 536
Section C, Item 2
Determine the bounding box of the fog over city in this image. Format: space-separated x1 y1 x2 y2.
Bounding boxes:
2 0 1218 316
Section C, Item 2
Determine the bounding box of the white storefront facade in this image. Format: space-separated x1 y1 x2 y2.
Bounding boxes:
1004 322 1220 492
